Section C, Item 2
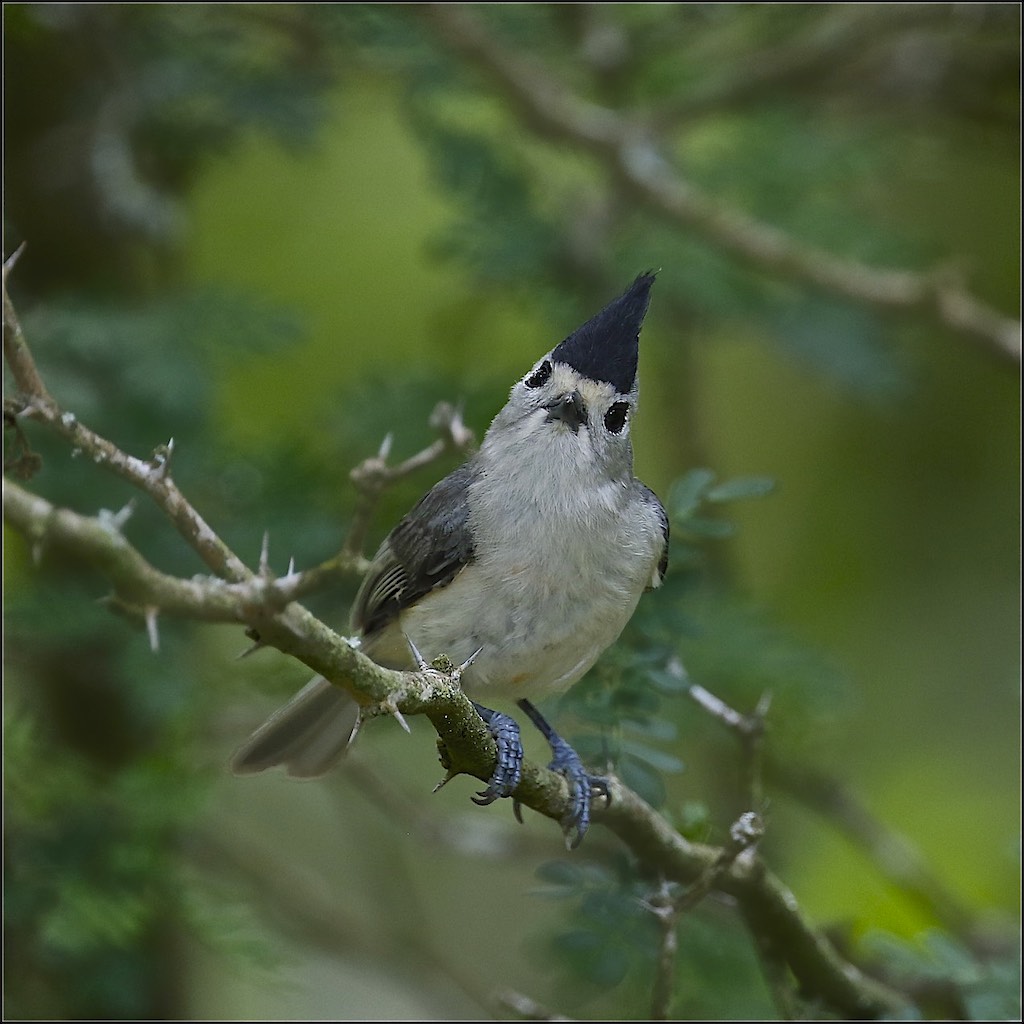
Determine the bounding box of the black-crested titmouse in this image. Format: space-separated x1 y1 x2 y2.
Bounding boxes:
231 273 668 845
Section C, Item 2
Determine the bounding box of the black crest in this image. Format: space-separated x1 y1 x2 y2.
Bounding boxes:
551 272 655 394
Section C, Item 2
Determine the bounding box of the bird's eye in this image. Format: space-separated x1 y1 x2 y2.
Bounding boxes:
604 401 629 434
524 360 552 389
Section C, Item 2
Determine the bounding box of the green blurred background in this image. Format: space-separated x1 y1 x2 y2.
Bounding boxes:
3 5 1019 1020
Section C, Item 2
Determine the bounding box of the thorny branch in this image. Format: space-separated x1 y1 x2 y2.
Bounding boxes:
3 288 912 1020
343 400 475 558
643 811 765 1020
4 254 252 584
418 4 1021 364
686 672 772 814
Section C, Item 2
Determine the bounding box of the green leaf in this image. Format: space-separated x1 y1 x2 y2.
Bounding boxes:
619 756 668 808
678 801 712 838
647 664 691 694
705 476 776 503
622 740 685 775
668 468 717 521
620 715 678 742
533 860 585 897
683 515 736 539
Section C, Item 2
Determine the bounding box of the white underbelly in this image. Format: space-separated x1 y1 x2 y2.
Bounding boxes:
371 556 643 702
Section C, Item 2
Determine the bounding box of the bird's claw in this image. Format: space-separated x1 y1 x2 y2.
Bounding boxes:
548 735 610 849
471 703 524 805
468 701 611 848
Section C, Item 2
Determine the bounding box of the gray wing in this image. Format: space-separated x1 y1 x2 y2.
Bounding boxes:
640 483 669 588
351 461 477 637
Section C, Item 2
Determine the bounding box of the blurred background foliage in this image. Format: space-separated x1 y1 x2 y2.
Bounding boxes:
3 4 1019 1020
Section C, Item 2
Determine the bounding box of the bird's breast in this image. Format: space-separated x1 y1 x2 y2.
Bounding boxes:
391 480 656 701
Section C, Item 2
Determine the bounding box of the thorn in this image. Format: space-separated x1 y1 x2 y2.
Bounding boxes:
457 646 484 674
112 498 136 531
377 432 393 461
3 241 27 278
20 397 44 420
636 880 678 920
451 399 467 430
404 633 430 671
432 768 459 793
447 401 475 449
145 606 160 652
755 690 773 718
238 628 265 658
348 713 363 746
259 531 271 576
286 556 296 578
428 401 454 432
150 438 175 479
391 708 411 734
236 640 265 659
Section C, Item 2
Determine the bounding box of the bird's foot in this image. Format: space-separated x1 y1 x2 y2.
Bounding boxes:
516 698 609 849
545 734 610 849
470 703 524 805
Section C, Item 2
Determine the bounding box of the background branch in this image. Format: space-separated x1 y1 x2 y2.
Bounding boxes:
4 289 253 582
649 5 957 128
191 830 495 1016
769 760 990 950
419 3 1020 363
687 678 771 814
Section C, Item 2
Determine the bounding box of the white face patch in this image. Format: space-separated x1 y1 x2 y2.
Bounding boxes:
570 372 619 412
518 362 630 429
486 353 639 486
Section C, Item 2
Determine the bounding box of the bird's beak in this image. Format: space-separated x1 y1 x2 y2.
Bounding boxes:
544 390 587 432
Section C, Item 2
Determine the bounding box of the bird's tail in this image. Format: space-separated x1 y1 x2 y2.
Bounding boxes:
229 675 360 779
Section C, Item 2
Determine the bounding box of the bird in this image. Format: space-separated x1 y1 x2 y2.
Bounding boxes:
231 272 669 846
